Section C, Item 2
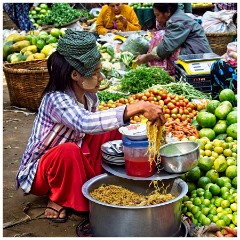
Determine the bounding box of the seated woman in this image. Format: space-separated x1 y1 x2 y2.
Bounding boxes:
16 29 165 223
96 3 141 35
135 3 212 74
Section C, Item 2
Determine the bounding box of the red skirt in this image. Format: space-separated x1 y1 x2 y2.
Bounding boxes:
30 130 122 211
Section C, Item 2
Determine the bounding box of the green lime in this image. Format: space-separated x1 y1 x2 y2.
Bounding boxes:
202 217 211 226
209 208 217 215
193 197 202 206
214 157 227 172
230 203 237 212
198 156 214 172
221 191 230 200
196 188 205 197
204 190 212 200
207 213 214 221
224 182 232 189
225 165 237 179
216 219 226 227
216 178 225 188
209 184 221 196
232 177 237 188
204 183 214 191
226 157 237 166
220 176 231 184
198 176 211 188
212 215 219 223
202 198 211 206
227 195 235 204
221 215 231 226
191 205 200 215
232 214 237 225
182 206 188 214
205 169 219 183
220 187 229 196
201 207 210 216
187 182 197 194
183 195 189 202
186 166 201 182
221 199 230 208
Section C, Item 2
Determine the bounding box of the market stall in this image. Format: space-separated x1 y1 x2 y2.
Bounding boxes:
2 2 238 238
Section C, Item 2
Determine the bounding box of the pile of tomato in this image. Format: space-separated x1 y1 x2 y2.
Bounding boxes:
98 88 199 124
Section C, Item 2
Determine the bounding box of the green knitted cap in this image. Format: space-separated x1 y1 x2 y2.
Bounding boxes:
57 29 101 77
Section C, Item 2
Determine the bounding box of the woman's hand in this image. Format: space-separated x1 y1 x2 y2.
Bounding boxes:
124 101 166 126
115 15 128 28
135 54 155 65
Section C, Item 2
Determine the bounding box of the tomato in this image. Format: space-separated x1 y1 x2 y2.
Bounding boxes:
161 89 167 94
142 96 147 101
156 96 161 100
152 89 159 95
136 93 143 100
176 113 181 119
175 102 180 107
159 100 164 106
119 98 125 104
164 114 171 119
178 108 184 115
164 108 171 114
171 108 178 114
164 98 170 105
179 100 185 107
171 99 176 104
144 92 150 98
184 98 189 104
184 109 189 115
161 93 167 100
171 114 177 119
180 114 187 121
187 107 192 113
148 96 154 101
167 102 175 110
179 95 184 100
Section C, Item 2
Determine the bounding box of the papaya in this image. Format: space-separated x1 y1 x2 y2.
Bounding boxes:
3 41 14 61
9 40 31 53
9 53 23 63
26 54 35 61
6 33 26 43
20 45 38 54
23 51 33 57
33 53 46 59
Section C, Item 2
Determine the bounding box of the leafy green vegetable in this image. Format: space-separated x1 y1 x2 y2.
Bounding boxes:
120 51 134 67
98 91 127 103
153 81 212 100
120 65 173 94
42 3 93 26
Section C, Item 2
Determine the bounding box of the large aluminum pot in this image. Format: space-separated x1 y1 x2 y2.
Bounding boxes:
82 173 188 237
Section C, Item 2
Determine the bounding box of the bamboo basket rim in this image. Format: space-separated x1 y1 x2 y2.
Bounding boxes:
3 59 48 74
205 31 237 37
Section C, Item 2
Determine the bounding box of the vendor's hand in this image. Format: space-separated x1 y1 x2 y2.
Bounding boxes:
135 54 154 65
141 101 166 126
124 101 166 127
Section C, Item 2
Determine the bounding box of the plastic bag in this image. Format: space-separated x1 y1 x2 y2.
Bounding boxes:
202 10 236 33
120 33 149 57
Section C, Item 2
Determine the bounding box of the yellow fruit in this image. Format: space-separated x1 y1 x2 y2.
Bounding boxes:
223 149 232 157
204 150 212 156
204 143 213 150
214 146 223 154
213 139 223 147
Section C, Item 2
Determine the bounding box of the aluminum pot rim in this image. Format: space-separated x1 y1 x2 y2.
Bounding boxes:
82 173 188 209
160 141 199 158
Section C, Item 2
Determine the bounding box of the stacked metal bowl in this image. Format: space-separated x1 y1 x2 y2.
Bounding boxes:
101 140 124 165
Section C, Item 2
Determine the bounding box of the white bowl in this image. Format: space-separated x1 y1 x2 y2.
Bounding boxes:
119 124 147 140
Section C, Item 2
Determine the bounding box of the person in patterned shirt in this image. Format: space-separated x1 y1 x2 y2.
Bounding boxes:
16 29 165 223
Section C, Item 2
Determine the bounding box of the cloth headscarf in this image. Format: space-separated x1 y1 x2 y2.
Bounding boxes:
57 29 101 77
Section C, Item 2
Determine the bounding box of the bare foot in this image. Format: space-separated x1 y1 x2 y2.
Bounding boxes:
45 200 66 219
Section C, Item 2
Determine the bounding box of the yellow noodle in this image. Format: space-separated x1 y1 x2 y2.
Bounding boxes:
90 184 175 206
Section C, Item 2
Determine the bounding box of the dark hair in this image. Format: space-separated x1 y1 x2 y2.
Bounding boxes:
232 12 237 26
152 3 178 14
43 51 75 95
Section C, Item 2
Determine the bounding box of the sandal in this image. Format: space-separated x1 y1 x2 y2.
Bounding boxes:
44 206 68 223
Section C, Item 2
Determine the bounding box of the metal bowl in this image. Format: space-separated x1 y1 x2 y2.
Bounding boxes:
160 141 200 173
82 173 188 237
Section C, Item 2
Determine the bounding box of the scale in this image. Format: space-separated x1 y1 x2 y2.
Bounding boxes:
176 53 221 75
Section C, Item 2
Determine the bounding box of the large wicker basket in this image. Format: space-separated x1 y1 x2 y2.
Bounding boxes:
206 31 237 56
3 60 49 112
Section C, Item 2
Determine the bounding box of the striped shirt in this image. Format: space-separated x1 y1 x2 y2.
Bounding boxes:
16 87 126 193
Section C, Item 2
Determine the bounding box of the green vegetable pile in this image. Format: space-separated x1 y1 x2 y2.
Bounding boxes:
42 3 93 27
120 66 173 94
153 81 212 100
98 91 127 103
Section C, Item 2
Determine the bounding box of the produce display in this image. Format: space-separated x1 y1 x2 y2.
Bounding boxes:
30 3 93 28
129 3 153 9
3 29 65 62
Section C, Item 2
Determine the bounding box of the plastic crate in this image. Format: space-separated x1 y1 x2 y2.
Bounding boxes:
174 62 212 93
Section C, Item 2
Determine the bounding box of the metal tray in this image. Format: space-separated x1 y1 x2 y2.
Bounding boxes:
102 162 181 180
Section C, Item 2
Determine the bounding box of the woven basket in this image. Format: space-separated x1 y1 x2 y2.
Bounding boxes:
3 60 49 112
3 11 19 30
206 31 237 56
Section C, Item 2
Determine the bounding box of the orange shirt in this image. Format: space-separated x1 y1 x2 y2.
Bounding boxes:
96 4 141 35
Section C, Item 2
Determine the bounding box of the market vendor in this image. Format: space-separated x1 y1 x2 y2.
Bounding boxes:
135 3 212 74
96 3 141 35
16 29 165 223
